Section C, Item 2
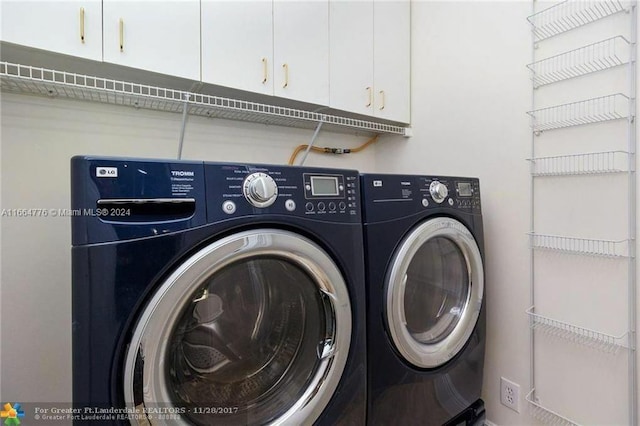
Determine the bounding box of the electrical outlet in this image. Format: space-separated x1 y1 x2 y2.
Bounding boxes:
500 377 520 413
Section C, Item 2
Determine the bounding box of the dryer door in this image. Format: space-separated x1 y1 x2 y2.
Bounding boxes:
123 229 352 425
386 217 484 369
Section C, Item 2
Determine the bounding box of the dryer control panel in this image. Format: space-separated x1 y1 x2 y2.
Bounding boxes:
206 163 361 223
360 174 481 223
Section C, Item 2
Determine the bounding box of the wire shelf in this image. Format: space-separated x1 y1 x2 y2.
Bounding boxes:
527 93 630 132
526 389 581 426
527 36 630 87
529 233 629 257
529 150 630 176
0 61 408 136
527 307 628 353
527 0 627 42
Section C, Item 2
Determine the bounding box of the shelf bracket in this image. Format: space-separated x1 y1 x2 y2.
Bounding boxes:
298 120 324 166
177 93 191 160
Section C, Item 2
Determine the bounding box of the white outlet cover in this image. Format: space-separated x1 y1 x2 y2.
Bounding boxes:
500 377 520 413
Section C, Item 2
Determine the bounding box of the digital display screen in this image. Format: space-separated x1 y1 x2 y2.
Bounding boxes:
311 176 339 196
457 182 473 197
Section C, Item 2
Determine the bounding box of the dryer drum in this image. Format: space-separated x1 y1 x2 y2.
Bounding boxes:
386 217 484 369
403 237 468 345
123 229 352 426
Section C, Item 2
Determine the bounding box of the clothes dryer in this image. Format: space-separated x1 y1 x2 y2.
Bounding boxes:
361 174 486 426
71 156 366 425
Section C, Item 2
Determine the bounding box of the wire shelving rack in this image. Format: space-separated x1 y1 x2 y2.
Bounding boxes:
526 0 636 424
527 36 630 88
526 390 581 426
528 150 630 176
528 233 630 257
527 0 627 42
0 62 409 137
527 93 629 133
527 307 628 353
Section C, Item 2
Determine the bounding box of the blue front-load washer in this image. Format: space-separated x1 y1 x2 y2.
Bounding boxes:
71 156 365 425
361 174 486 426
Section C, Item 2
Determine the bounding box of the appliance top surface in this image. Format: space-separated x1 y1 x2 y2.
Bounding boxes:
72 155 359 174
360 173 481 223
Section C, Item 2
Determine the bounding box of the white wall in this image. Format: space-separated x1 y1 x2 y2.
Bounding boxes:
376 1 637 425
376 1 532 423
0 92 383 405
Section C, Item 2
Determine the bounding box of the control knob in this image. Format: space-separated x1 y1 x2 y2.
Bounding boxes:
243 172 278 208
429 181 448 204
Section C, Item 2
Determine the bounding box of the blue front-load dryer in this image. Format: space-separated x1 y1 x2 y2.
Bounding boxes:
71 156 365 425
361 174 486 426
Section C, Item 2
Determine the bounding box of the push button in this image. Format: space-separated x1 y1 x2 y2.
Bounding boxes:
285 199 296 211
329 202 336 211
222 201 236 215
318 202 326 211
305 202 314 212
339 202 346 211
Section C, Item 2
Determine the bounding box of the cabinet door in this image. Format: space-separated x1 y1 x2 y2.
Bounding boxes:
1 0 102 61
329 0 374 116
374 0 410 123
103 1 200 81
201 1 273 95
273 0 329 105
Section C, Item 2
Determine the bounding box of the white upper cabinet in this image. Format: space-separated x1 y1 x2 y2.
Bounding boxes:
329 0 374 117
329 0 410 123
103 1 200 81
273 0 330 105
373 0 410 123
201 1 273 95
2 0 409 123
202 0 329 106
1 0 102 61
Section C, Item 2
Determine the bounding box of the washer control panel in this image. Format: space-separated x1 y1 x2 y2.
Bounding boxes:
301 173 357 214
207 163 360 223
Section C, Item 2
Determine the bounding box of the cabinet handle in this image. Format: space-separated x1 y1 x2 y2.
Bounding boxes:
366 87 372 107
379 90 385 110
119 18 124 52
80 7 85 43
262 58 268 84
282 63 289 88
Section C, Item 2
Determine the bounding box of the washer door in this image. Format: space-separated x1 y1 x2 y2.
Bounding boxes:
123 229 352 425
386 217 484 369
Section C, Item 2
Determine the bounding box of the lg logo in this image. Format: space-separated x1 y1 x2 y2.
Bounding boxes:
96 167 118 178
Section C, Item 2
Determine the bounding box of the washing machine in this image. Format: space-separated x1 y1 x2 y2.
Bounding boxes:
71 156 366 425
361 173 486 426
